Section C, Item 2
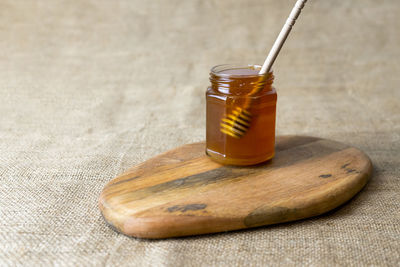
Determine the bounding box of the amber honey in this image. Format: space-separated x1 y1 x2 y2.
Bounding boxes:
206 64 277 165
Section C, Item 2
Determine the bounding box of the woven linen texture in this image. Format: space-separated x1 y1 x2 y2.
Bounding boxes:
0 0 399 266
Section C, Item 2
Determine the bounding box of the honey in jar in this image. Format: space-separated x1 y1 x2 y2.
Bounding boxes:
206 64 277 165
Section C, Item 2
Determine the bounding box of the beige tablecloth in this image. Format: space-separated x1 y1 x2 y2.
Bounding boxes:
1 0 399 266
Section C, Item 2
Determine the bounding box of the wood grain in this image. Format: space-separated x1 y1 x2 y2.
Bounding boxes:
99 136 372 239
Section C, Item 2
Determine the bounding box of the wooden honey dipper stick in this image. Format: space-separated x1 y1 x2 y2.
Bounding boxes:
220 0 308 139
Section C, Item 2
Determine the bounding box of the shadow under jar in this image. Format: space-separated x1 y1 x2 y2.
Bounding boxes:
206 64 277 166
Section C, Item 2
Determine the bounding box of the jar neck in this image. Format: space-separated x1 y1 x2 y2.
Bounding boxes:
209 65 274 96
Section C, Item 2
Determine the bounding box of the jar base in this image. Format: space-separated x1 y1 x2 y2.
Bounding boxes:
206 149 275 166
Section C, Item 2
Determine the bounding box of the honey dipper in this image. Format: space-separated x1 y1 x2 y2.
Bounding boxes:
220 0 308 138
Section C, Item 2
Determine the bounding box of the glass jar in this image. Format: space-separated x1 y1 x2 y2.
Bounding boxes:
206 64 277 165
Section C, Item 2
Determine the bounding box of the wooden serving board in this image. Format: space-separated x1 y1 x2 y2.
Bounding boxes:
99 136 372 239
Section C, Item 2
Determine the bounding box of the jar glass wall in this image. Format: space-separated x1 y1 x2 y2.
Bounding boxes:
206 64 277 165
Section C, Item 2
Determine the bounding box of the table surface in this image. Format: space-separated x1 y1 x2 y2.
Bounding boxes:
1 0 399 266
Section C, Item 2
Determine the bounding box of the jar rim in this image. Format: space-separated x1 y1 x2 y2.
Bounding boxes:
210 64 273 78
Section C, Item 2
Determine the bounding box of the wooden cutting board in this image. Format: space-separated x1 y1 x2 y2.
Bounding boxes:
99 136 372 239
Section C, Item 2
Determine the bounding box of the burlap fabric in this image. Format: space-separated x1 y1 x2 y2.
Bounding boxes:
0 0 399 266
